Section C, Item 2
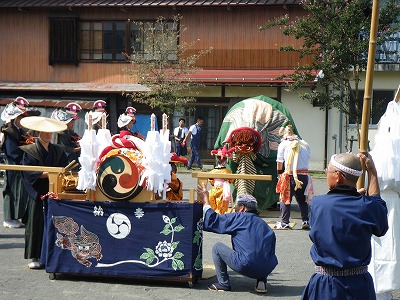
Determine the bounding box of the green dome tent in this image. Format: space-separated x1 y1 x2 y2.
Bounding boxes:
214 95 300 210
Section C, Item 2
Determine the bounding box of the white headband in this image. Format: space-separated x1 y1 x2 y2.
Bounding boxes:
330 154 363 177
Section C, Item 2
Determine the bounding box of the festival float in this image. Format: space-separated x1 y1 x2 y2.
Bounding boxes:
0 109 274 286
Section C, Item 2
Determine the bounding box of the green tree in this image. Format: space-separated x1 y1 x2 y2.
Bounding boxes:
124 15 212 115
261 0 400 143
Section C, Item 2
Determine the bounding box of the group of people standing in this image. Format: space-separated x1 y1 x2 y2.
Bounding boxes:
0 97 75 268
173 116 205 171
1 98 111 269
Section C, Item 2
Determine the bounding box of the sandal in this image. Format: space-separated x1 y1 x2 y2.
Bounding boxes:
208 283 231 292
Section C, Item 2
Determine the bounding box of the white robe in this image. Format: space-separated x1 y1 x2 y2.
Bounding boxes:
369 100 400 295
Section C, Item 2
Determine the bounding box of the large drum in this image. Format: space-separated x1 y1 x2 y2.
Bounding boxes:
97 153 143 201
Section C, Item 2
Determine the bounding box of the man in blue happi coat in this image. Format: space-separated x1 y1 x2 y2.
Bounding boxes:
197 183 278 293
302 152 388 300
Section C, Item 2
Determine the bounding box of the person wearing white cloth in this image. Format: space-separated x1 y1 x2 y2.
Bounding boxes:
368 93 400 300
275 124 313 230
173 118 188 156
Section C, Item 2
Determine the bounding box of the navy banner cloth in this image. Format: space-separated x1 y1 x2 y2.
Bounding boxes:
43 199 203 280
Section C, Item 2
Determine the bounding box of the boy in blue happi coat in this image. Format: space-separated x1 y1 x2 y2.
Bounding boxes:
197 183 278 293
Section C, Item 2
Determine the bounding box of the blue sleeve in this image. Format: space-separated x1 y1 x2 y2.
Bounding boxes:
203 209 239 234
369 194 389 237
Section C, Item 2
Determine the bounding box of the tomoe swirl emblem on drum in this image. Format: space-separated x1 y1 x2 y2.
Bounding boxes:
97 154 142 201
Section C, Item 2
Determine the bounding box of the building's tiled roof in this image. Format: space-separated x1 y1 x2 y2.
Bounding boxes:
0 0 301 8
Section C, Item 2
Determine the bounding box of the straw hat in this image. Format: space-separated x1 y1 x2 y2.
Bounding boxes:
20 116 67 133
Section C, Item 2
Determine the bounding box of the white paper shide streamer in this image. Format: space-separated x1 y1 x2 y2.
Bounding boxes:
77 129 98 191
140 113 172 199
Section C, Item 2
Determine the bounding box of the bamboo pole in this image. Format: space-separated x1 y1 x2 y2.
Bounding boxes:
357 0 380 189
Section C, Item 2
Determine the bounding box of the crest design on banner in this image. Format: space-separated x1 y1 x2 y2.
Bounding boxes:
53 216 103 267
96 214 185 270
134 208 145 219
93 206 104 216
106 213 131 239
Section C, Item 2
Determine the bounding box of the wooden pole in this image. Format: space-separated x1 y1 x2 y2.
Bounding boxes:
357 0 380 189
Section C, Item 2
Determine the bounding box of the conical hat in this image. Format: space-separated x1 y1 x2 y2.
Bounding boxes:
20 116 67 133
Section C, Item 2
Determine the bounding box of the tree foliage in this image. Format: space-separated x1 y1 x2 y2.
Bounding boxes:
261 0 400 141
124 15 212 114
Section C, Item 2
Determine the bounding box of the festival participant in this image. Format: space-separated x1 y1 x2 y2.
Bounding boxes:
183 117 204 171
173 118 188 157
19 116 69 269
275 124 313 230
197 183 278 293
51 103 82 171
1 97 39 228
85 100 106 132
125 106 145 140
208 145 235 214
117 111 135 136
301 153 388 300
368 96 400 300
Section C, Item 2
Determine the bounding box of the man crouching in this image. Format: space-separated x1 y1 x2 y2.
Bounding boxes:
196 183 278 293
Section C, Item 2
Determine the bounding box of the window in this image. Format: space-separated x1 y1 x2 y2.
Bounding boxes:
376 32 400 63
49 17 78 65
79 20 178 62
80 21 126 61
349 90 395 125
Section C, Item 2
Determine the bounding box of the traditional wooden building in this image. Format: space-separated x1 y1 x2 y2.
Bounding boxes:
0 1 399 168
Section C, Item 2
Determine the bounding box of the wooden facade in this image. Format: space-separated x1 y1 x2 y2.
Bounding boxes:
0 3 310 160
0 6 309 83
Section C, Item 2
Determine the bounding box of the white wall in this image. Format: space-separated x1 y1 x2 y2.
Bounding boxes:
280 88 327 171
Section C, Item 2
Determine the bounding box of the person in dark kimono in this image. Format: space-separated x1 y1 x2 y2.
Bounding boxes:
1 96 40 228
197 183 278 293
19 116 68 269
51 103 82 171
301 153 388 300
